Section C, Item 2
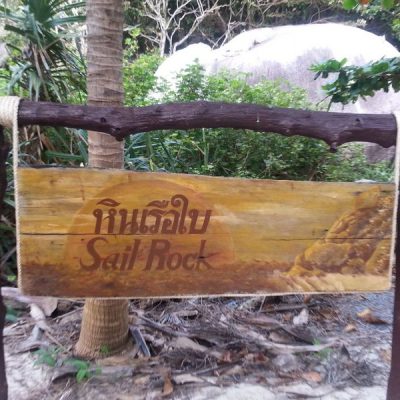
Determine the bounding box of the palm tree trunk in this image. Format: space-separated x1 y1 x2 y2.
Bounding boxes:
75 0 129 358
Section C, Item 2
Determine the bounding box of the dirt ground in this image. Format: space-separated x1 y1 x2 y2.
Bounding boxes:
3 290 394 400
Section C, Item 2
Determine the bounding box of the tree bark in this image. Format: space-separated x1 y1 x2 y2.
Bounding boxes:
75 0 129 358
17 101 397 148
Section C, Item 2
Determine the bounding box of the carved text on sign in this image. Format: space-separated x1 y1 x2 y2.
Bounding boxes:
93 194 212 235
79 238 212 271
78 194 214 272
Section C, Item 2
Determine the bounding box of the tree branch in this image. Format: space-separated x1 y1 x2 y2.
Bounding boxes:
142 0 222 55
172 1 223 52
17 100 396 148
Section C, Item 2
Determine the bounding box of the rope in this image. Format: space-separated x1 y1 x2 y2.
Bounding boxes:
0 96 21 285
0 96 21 175
0 96 20 128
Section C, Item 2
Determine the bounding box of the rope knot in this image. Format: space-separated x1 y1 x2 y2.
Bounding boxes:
0 96 20 128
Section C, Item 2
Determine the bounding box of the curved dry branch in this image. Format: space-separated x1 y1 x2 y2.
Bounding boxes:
17 100 397 148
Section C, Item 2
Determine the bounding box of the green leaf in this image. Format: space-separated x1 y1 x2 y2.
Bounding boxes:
76 368 88 382
392 77 400 92
6 306 18 322
4 198 15 208
34 348 58 367
66 358 89 370
382 0 394 9
370 61 390 74
45 151 84 162
52 16 85 26
343 0 358 10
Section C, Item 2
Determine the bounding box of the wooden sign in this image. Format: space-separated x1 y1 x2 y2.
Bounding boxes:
17 167 394 297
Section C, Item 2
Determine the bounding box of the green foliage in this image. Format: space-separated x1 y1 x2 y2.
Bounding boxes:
34 347 60 367
312 339 333 360
383 0 395 9
99 344 110 356
34 348 100 382
1 149 17 283
5 305 19 322
0 1 87 283
356 0 400 45
311 57 400 105
343 0 395 9
322 144 393 182
124 62 393 183
65 358 100 382
0 0 86 101
343 0 359 10
123 33 163 107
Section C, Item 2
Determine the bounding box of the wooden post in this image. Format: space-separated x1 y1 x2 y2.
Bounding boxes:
387 178 400 400
0 126 9 400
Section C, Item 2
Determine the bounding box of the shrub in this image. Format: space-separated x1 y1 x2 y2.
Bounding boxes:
124 62 393 182
123 52 163 107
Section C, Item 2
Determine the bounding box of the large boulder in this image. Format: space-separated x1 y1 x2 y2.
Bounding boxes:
156 43 213 91
155 23 400 161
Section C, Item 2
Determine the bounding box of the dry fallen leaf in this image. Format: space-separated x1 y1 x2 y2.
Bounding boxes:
282 313 292 322
318 309 338 320
224 365 244 376
302 371 322 383
162 375 174 396
170 336 208 353
380 349 391 364
173 309 198 318
279 383 334 397
97 354 141 367
30 303 52 332
220 351 232 363
357 308 388 324
171 336 222 359
269 331 294 344
244 352 269 364
293 308 309 326
344 323 357 333
133 375 150 386
173 374 204 385
303 294 312 304
238 314 281 329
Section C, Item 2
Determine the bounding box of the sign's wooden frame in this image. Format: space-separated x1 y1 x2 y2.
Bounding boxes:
0 101 399 400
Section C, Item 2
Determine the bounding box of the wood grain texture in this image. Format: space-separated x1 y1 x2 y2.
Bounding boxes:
17 167 394 297
18 101 396 148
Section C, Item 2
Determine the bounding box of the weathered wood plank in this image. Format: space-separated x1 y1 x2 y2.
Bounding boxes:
17 167 394 297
